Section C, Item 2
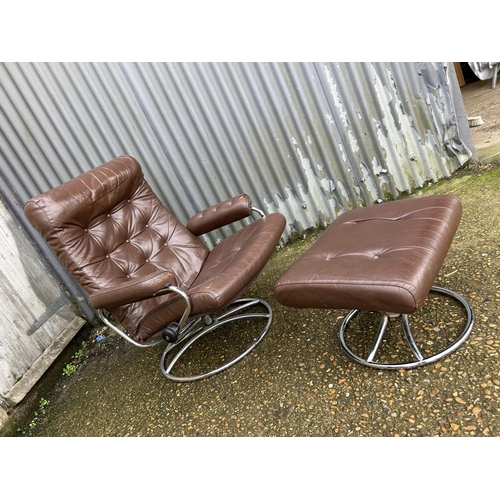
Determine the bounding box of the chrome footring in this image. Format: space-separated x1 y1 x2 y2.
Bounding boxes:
339 286 474 370
160 298 273 382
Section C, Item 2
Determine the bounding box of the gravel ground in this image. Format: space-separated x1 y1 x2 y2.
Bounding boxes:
5 160 499 439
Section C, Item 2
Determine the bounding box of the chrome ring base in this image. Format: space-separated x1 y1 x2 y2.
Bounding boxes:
160 298 273 382
339 286 474 370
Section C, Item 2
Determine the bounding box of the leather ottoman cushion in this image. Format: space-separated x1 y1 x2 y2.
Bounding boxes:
274 195 462 314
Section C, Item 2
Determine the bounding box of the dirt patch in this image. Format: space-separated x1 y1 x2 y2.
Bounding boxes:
461 79 500 152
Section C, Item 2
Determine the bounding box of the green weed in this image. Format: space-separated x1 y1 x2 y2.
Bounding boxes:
62 341 88 377
17 397 50 435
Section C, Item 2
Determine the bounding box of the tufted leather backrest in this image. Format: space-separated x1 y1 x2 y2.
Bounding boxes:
24 155 209 339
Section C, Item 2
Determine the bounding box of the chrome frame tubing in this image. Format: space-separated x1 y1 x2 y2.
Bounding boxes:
339 286 474 370
96 284 192 349
251 207 265 217
160 298 273 382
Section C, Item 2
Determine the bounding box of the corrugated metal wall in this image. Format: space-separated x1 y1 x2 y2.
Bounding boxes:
1 62 473 233
0 62 473 304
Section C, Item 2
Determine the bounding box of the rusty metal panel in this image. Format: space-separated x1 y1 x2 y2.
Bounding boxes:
1 62 472 246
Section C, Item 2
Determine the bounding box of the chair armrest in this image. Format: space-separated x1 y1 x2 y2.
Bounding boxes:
186 194 253 236
89 270 178 310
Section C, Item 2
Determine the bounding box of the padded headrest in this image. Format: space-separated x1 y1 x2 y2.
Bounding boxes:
25 155 144 234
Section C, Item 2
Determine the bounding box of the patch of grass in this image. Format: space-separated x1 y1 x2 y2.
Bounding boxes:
62 341 88 377
17 397 50 435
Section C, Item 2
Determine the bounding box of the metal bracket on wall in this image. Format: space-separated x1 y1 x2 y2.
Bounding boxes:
26 295 67 336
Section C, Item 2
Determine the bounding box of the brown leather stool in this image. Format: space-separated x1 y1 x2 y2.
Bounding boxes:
274 195 474 369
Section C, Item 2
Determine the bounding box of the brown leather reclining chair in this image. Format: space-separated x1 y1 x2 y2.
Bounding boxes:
24 155 286 381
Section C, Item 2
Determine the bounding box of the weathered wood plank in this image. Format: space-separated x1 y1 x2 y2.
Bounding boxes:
0 199 85 402
3 313 85 405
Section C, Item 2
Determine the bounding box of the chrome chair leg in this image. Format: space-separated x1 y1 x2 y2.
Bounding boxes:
160 298 273 382
339 286 474 370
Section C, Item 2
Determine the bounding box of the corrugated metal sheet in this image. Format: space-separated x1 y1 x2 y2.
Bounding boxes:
1 62 473 260
1 62 473 241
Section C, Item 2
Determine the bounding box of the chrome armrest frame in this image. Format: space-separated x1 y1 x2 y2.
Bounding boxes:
251 207 265 217
96 284 192 348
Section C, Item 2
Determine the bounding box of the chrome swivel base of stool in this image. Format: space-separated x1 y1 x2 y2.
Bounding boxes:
160 298 272 382
339 286 474 370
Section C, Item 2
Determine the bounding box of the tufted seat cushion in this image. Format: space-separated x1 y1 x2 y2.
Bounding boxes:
274 195 462 314
25 155 286 342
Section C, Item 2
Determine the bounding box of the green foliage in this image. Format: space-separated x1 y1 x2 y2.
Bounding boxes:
62 341 88 377
17 397 50 435
63 363 78 376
